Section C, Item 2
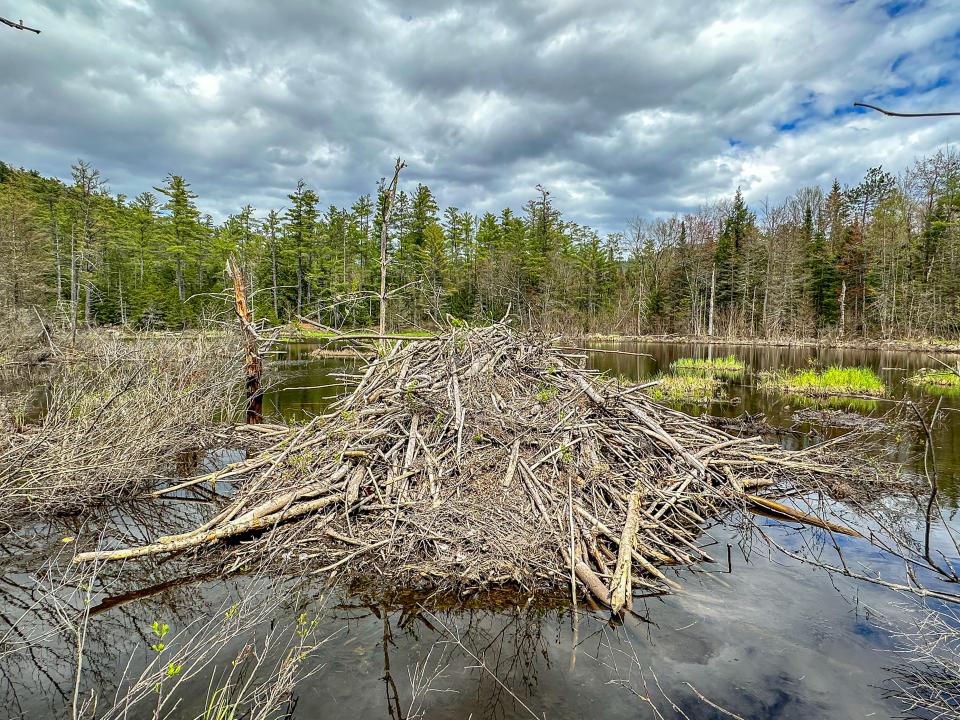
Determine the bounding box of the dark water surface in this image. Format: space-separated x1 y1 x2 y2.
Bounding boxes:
3 340 960 719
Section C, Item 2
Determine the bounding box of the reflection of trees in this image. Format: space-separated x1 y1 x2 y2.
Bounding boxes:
0 500 270 717
336 588 561 720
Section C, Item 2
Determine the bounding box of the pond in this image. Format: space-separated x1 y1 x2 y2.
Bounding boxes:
2 340 959 719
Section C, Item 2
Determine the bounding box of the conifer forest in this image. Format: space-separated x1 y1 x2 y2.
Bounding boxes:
2 151 959 339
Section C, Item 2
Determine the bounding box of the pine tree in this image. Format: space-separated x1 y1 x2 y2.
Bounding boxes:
803 212 840 327
283 179 319 316
714 188 753 311
155 174 203 315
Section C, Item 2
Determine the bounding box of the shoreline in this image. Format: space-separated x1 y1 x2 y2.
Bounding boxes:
567 333 960 355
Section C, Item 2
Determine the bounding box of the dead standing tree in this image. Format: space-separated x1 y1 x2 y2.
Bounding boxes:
378 158 406 336
227 257 263 423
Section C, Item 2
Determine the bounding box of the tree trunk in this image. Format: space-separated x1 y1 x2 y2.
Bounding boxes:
69 224 78 343
271 242 279 319
228 258 263 424
379 158 406 335
175 257 185 303
839 281 846 338
708 265 716 337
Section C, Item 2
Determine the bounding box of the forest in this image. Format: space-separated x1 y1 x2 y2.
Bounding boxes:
1 151 958 339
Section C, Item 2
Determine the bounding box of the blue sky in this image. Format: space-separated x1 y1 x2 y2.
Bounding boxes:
2 0 959 233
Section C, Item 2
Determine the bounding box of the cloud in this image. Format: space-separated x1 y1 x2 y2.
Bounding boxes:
2 0 959 232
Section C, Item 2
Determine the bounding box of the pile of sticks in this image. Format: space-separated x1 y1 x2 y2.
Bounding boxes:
0 333 245 518
75 323 869 610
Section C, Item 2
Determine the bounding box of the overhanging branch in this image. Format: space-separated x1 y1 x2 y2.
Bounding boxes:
854 102 960 117
0 15 40 33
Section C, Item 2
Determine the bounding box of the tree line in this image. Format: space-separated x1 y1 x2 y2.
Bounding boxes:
1 151 958 339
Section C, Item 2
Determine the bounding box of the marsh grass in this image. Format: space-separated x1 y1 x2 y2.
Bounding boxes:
906 368 960 395
759 366 886 397
787 394 880 414
670 355 745 375
645 374 725 404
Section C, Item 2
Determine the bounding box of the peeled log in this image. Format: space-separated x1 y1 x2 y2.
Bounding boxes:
609 490 642 614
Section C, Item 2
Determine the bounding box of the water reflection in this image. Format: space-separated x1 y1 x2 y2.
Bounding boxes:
2 340 960 718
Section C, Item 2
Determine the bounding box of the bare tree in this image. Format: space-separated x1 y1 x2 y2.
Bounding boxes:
378 158 406 335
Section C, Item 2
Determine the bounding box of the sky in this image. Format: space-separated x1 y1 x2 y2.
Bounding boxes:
2 0 960 233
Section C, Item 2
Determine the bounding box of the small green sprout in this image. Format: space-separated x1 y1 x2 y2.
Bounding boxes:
151 621 170 653
535 385 557 403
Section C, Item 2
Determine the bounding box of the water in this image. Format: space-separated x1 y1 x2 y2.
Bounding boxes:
2 340 959 719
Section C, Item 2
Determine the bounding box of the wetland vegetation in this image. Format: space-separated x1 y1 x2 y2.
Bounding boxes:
669 354 746 374
644 373 727 404
758 365 887 397
907 367 960 394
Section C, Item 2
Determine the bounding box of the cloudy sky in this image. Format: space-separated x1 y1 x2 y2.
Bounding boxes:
3 0 959 232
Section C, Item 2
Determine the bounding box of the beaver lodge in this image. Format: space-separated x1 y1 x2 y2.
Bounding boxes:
75 323 873 613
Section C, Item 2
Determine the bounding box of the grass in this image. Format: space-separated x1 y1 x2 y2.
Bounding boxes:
906 368 960 395
645 374 725 404
759 366 886 397
787 394 879 413
670 355 745 375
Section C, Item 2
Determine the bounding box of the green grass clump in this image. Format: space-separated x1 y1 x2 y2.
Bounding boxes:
671 355 745 375
645 374 724 404
759 366 885 397
906 368 960 393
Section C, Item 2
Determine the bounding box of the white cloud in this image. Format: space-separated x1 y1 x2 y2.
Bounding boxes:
1 0 958 231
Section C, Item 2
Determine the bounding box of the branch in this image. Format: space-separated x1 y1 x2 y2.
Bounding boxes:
854 102 960 118
0 16 40 33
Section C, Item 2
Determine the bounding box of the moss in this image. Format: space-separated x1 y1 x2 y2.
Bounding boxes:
759 366 885 397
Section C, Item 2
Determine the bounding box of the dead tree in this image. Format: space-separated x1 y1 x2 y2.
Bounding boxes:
378 158 406 336
227 257 263 423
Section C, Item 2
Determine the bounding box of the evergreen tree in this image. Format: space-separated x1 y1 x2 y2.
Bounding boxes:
283 179 319 316
155 174 203 313
714 188 753 309
803 216 840 327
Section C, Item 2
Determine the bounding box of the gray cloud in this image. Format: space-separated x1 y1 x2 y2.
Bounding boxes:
3 0 960 232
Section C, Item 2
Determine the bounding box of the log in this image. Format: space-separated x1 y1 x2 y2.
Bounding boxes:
745 494 863 538
609 490 641 614
575 561 611 607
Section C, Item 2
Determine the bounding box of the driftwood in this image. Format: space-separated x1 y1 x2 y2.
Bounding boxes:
73 323 876 611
